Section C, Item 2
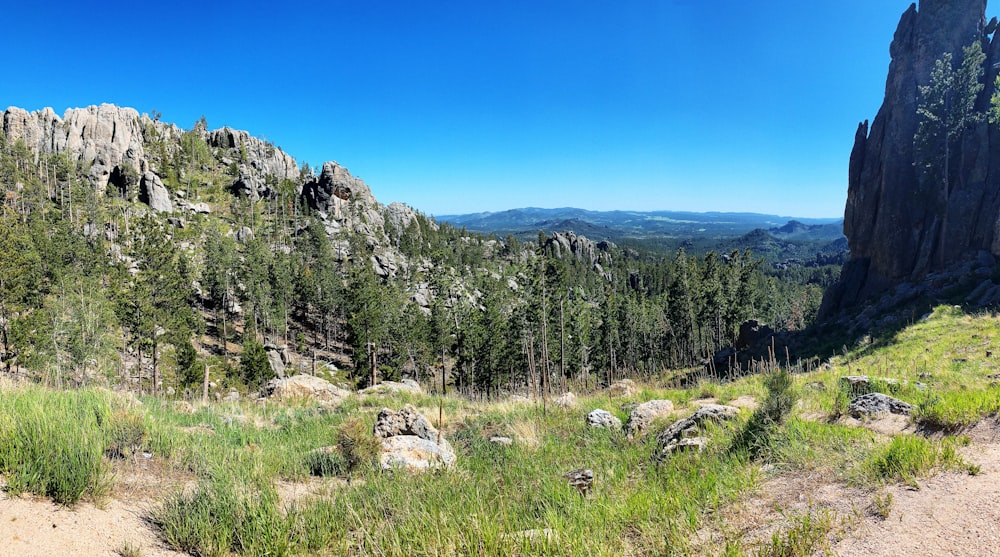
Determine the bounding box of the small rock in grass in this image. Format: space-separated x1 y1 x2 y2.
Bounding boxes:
586 409 622 430
624 400 675 438
553 392 577 408
848 393 912 418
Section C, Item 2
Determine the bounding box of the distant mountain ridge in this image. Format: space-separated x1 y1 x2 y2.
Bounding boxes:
437 207 844 243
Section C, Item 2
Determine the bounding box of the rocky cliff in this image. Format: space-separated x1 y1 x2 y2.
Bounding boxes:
823 0 1000 316
1 104 396 240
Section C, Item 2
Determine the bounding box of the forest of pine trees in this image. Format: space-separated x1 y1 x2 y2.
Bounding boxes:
0 121 833 399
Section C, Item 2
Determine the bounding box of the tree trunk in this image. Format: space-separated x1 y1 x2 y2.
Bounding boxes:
202 362 210 403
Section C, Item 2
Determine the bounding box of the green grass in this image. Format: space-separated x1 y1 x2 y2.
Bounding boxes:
0 386 146 505
2 305 998 554
755 510 834 557
915 389 1000 429
863 434 972 485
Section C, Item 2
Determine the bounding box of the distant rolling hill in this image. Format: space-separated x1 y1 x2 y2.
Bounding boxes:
434 208 847 263
436 207 844 245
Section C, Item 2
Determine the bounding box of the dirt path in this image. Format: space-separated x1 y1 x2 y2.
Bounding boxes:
0 456 192 557
0 489 184 557
832 422 1000 557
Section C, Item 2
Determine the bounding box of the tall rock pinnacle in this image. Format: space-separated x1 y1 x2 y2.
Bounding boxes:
823 0 998 314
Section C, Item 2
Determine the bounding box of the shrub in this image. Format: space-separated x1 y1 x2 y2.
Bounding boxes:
304 447 344 477
730 368 797 460
240 339 272 390
335 417 382 478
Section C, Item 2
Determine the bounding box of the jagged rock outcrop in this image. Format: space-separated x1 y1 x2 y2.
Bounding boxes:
1 104 304 212
207 127 298 184
545 231 613 267
139 171 172 213
374 405 456 471
301 161 366 214
299 161 389 251
655 404 739 447
824 0 999 314
2 104 165 188
848 393 913 417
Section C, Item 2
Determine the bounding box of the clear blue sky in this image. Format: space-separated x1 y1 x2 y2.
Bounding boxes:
2 1 918 218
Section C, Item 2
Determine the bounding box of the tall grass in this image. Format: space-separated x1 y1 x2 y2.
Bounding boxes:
6 304 1000 553
864 435 970 485
0 386 145 505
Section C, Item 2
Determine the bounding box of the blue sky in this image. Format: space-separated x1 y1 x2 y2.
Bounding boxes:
3 1 915 218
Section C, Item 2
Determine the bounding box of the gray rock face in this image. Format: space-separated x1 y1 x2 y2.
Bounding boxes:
263 374 350 404
553 392 578 408
385 201 432 237
607 379 638 397
2 104 154 188
545 231 613 267
624 399 675 438
374 405 455 471
586 409 622 429
235 226 255 244
139 171 172 213
848 393 913 417
360 379 422 395
662 436 707 455
266 348 285 379
373 405 439 441
207 127 299 185
299 161 386 250
656 404 739 447
301 161 364 213
371 251 400 278
2 105 301 213
824 0 996 313
379 436 456 471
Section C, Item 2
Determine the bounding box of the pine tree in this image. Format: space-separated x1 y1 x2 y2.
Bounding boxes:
916 41 986 196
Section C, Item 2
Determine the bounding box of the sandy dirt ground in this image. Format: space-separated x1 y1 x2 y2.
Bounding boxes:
831 422 1000 557
0 488 185 557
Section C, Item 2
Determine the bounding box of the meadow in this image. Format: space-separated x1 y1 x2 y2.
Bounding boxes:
1 305 997 556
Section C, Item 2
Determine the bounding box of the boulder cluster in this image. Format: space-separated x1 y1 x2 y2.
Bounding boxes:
373 405 456 471
585 397 741 457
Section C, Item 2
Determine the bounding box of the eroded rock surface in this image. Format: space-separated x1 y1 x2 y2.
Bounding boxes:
824 0 998 313
263 374 350 404
625 399 675 438
374 405 455 471
586 409 622 430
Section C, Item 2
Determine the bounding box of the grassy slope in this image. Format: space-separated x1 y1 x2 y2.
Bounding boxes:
0 305 997 556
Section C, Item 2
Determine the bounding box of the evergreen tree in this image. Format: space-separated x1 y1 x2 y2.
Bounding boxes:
916 41 986 196
239 338 272 390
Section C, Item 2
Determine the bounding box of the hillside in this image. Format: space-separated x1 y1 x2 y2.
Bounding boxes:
1 306 998 555
438 207 844 244
0 104 834 399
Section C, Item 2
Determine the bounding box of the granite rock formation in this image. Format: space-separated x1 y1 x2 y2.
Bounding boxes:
823 0 1000 315
1 104 170 188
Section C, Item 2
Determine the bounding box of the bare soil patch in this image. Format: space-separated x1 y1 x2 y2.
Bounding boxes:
832 420 1000 557
0 475 185 557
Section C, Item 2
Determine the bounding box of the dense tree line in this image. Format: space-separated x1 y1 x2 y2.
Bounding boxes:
0 123 828 398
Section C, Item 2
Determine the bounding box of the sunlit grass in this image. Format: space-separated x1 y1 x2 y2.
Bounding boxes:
2 305 998 553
